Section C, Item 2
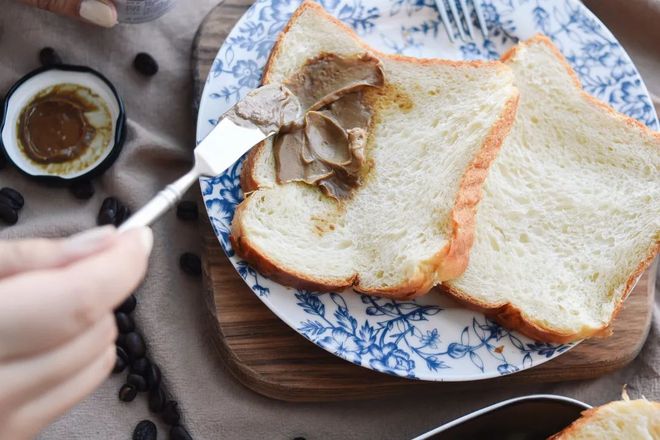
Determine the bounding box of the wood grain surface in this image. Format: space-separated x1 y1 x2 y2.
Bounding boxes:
192 0 657 402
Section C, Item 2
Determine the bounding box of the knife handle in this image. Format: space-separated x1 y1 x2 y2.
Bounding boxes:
119 168 199 232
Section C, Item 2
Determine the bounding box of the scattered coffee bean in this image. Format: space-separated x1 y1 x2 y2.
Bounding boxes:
293 437 306 440
161 400 180 425
128 373 149 392
39 47 62 66
119 383 138 402
97 196 119 225
148 386 167 413
131 357 150 376
115 203 131 226
133 53 159 76
176 201 198 221
69 180 95 200
145 363 161 390
115 312 135 334
170 425 193 440
116 333 127 350
113 353 127 374
117 346 129 362
1 187 24 209
124 332 146 360
179 253 202 277
117 294 137 314
133 420 157 440
0 203 18 225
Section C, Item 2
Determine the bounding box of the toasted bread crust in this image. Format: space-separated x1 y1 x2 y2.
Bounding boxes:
232 0 519 298
442 35 660 343
436 92 519 281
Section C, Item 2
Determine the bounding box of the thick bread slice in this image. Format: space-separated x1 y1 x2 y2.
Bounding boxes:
231 0 519 298
548 399 660 440
443 35 660 342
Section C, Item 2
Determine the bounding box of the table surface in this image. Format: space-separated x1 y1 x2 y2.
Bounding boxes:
0 1 657 439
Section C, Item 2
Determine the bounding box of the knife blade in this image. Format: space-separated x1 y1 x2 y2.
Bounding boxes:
118 84 300 231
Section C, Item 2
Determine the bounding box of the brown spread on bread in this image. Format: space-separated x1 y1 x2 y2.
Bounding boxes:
274 52 384 199
228 84 302 134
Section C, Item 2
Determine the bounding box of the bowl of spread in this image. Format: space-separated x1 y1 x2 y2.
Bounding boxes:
1 65 125 182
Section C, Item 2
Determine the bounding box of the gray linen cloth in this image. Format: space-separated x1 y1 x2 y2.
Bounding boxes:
0 0 657 438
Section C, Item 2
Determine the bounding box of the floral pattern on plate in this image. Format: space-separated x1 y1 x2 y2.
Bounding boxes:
196 0 658 380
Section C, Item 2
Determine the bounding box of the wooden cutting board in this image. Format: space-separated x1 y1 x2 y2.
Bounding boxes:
192 0 657 402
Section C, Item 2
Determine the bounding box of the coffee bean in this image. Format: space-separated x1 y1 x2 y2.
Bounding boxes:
161 401 180 425
115 203 131 226
116 333 127 350
115 312 135 334
133 53 159 76
117 346 129 363
133 420 157 440
292 437 306 440
39 47 62 66
119 383 137 402
179 253 202 277
170 426 193 440
131 357 150 376
148 386 166 413
1 188 24 209
116 294 137 314
127 373 148 392
69 180 94 200
124 332 146 360
145 363 161 390
176 201 198 221
0 203 18 225
113 353 127 374
97 197 119 225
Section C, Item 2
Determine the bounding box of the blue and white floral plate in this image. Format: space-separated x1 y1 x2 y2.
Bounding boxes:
196 0 658 381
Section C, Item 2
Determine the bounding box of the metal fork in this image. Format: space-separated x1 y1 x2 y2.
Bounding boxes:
436 0 488 42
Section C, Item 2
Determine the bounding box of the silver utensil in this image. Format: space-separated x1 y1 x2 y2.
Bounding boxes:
119 85 298 231
435 0 488 42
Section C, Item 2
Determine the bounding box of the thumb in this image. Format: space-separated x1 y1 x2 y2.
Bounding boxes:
21 0 117 28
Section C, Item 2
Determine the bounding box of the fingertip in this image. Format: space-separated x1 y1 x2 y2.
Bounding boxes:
120 226 153 257
79 0 118 28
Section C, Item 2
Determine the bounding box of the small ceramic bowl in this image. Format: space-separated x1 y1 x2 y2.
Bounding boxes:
0 65 126 183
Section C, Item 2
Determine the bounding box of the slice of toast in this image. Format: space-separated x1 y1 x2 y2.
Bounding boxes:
548 399 660 439
230 0 519 298
443 35 660 342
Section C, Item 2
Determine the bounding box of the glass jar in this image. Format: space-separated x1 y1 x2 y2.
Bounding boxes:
114 0 177 23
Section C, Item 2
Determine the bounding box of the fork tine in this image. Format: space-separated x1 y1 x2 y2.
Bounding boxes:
458 0 475 39
447 0 468 41
472 0 489 38
435 0 455 43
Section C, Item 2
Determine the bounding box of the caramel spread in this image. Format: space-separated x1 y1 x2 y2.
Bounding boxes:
18 84 99 163
274 53 384 199
227 84 301 134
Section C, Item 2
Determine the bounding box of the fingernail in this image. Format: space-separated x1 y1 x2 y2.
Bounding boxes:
63 226 117 257
79 0 118 28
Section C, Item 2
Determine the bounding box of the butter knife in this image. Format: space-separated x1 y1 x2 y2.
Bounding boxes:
119 85 300 232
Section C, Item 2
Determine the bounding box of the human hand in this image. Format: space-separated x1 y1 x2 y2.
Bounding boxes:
20 0 118 28
0 226 152 440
